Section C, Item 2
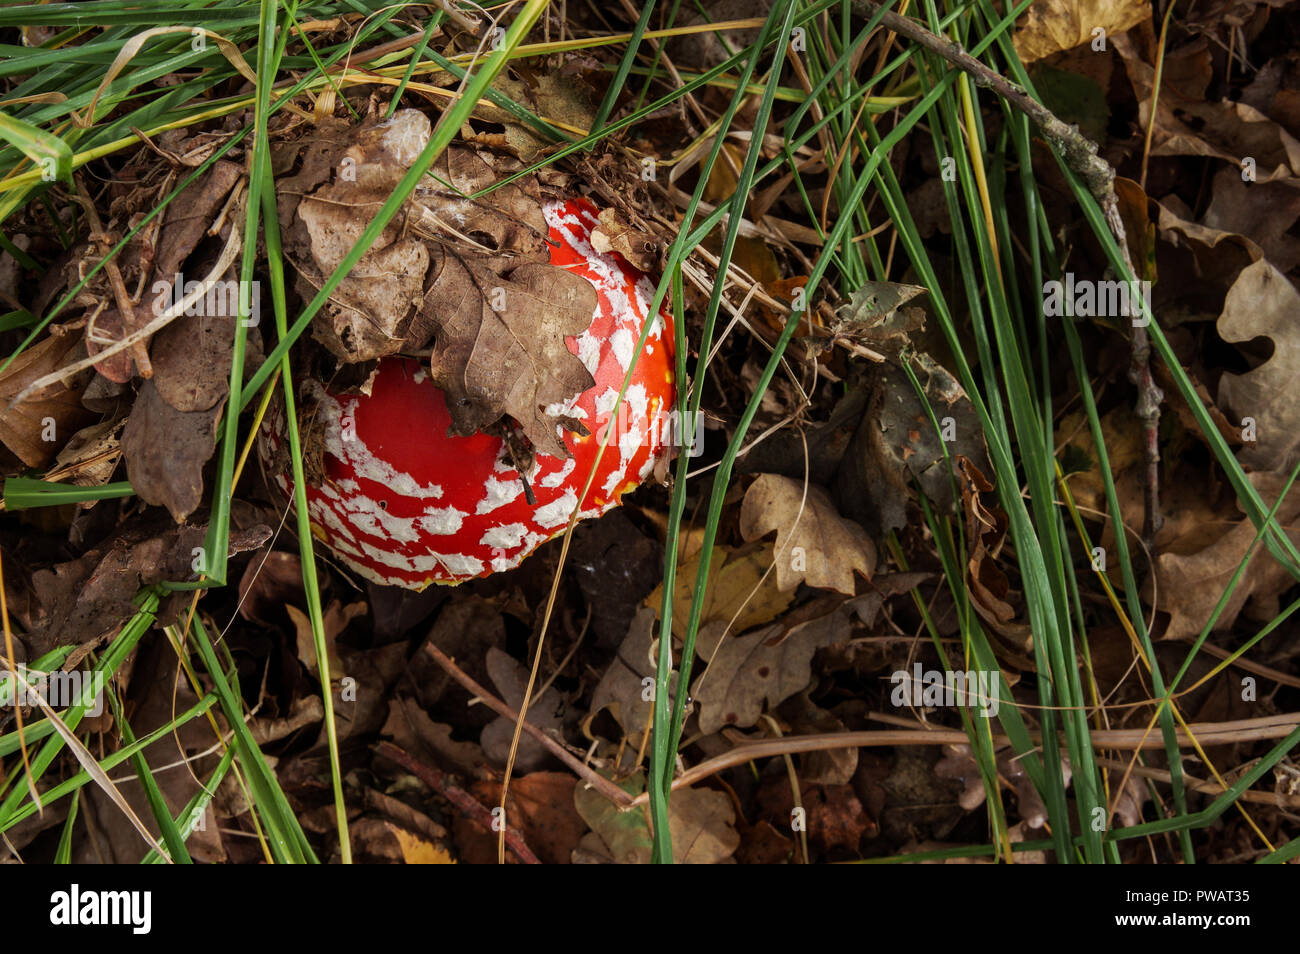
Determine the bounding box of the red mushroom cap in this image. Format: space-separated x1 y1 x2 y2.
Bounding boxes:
261 198 676 588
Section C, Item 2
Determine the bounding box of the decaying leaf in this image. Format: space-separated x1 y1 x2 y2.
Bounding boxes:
691 600 854 734
456 773 584 865
24 520 271 659
284 110 432 363
45 417 124 486
590 207 657 271
833 279 928 359
739 473 875 595
280 111 601 458
836 360 988 537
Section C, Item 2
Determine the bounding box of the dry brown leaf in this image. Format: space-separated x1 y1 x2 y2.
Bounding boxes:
380 697 488 779
424 257 597 458
413 144 598 456
739 474 875 594
573 772 739 864
591 207 657 271
466 71 596 162
590 606 661 738
150 310 237 413
1114 32 1300 182
0 329 96 468
1204 168 1300 273
1014 0 1150 63
24 521 270 658
479 647 564 773
286 111 433 363
46 418 124 486
647 542 795 642
1156 471 1300 640
285 599 364 681
691 602 853 734
1216 259 1300 473
457 773 583 865
249 693 323 744
152 160 242 281
121 378 221 522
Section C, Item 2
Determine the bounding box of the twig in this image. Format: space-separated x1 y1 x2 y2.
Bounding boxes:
423 642 636 809
851 0 1164 550
73 175 153 378
375 741 541 864
627 712 1300 807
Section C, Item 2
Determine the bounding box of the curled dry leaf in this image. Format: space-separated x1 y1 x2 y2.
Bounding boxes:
833 279 928 359
1013 0 1149 63
739 473 875 595
0 328 96 468
416 146 598 458
46 418 124 487
590 207 658 271
1216 258 1300 473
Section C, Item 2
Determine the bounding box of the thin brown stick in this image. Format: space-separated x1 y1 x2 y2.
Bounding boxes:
626 712 1300 807
375 742 541 864
74 175 153 378
423 643 635 808
1094 757 1300 810
851 0 1164 550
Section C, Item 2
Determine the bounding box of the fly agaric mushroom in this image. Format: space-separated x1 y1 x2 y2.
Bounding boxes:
260 198 676 588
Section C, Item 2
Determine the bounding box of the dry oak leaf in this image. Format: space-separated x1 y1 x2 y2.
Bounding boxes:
424 258 597 459
1156 471 1300 640
574 771 739 864
740 474 875 594
284 110 433 363
690 601 854 734
1216 259 1300 473
647 541 795 642
412 144 600 457
1014 0 1150 63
